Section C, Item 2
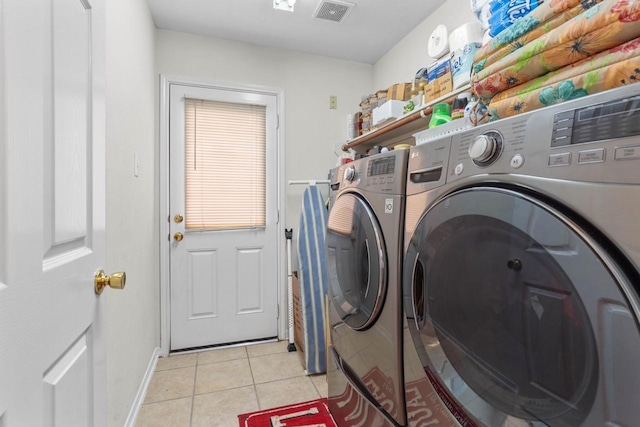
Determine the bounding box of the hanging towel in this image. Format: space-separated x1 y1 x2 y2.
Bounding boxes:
296 185 329 374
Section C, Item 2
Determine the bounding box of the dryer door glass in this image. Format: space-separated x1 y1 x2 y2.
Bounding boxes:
327 193 386 330
404 187 640 427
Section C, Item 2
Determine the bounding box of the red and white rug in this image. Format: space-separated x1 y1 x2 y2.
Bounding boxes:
238 398 336 427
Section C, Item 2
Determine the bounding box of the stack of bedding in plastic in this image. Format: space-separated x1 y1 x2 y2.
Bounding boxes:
487 0 543 37
472 0 640 120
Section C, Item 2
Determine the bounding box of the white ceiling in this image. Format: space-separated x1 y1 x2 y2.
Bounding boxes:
146 0 446 64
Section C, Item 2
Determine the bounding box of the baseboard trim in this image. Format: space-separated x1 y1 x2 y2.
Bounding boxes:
124 346 162 427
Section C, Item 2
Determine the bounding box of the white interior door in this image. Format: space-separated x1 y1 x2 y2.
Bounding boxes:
169 83 279 350
0 0 107 425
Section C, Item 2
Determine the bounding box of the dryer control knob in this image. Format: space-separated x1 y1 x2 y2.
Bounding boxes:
469 132 503 166
344 165 356 182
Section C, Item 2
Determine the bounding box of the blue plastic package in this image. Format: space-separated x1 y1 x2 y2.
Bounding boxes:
488 0 541 36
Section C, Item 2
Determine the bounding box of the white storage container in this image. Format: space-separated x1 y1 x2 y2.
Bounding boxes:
372 100 406 126
413 120 472 145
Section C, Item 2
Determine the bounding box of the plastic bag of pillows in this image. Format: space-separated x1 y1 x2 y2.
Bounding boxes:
487 0 542 37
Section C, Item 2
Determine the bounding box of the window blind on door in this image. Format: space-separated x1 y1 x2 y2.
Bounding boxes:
184 98 266 230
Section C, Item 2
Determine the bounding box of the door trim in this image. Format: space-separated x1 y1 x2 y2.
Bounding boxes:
159 75 286 356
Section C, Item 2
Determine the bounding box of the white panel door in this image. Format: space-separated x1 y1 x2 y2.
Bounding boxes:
169 84 279 350
0 0 107 425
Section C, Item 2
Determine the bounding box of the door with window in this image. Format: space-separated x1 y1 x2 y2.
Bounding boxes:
169 84 279 350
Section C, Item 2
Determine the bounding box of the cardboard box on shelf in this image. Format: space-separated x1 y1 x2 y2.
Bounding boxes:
354 111 363 135
359 98 370 115
361 113 371 128
387 83 412 101
368 94 378 110
423 71 453 104
376 89 388 106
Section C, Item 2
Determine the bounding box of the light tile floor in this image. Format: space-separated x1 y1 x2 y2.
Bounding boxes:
135 341 327 427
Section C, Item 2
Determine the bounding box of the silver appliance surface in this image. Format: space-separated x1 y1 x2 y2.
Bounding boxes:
326 150 408 427
403 84 640 427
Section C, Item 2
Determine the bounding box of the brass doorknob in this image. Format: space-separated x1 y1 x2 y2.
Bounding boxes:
94 269 126 295
174 214 184 223
174 232 184 242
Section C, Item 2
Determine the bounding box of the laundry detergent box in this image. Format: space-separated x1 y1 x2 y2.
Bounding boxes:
451 42 481 89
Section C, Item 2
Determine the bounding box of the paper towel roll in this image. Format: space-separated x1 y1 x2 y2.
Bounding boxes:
449 22 483 52
427 25 449 59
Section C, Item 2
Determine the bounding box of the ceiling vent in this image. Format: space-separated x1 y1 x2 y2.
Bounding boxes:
313 0 355 23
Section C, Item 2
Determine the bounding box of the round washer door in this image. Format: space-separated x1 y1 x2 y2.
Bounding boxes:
404 187 640 426
326 192 386 331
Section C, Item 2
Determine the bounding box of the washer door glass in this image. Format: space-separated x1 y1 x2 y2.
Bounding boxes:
326 192 386 330
404 187 640 426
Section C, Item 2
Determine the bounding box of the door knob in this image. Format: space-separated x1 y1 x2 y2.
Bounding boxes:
94 269 126 295
174 214 184 223
174 232 184 242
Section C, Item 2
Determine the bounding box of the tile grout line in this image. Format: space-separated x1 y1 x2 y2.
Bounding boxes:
310 376 322 398
246 347 263 411
192 382 257 397
189 355 198 427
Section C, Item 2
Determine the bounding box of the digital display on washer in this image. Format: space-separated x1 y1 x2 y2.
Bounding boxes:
368 156 395 177
552 95 640 148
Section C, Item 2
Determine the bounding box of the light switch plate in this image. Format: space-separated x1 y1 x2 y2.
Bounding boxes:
329 95 337 109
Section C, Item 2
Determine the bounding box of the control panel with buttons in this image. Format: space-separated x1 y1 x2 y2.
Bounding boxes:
336 150 407 194
443 85 640 186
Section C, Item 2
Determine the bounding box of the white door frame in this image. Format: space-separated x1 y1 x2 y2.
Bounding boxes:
159 75 286 356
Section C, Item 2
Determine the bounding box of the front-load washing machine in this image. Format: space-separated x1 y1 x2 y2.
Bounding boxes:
403 84 640 427
326 150 408 427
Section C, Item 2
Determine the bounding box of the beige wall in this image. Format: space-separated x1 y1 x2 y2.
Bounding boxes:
105 0 159 426
102 15 372 424
373 0 477 90
155 29 373 235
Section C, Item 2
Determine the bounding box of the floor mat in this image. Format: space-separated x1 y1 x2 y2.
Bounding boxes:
238 398 336 427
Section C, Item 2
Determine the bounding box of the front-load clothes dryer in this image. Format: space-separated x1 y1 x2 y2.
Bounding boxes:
403 84 640 427
327 150 408 427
